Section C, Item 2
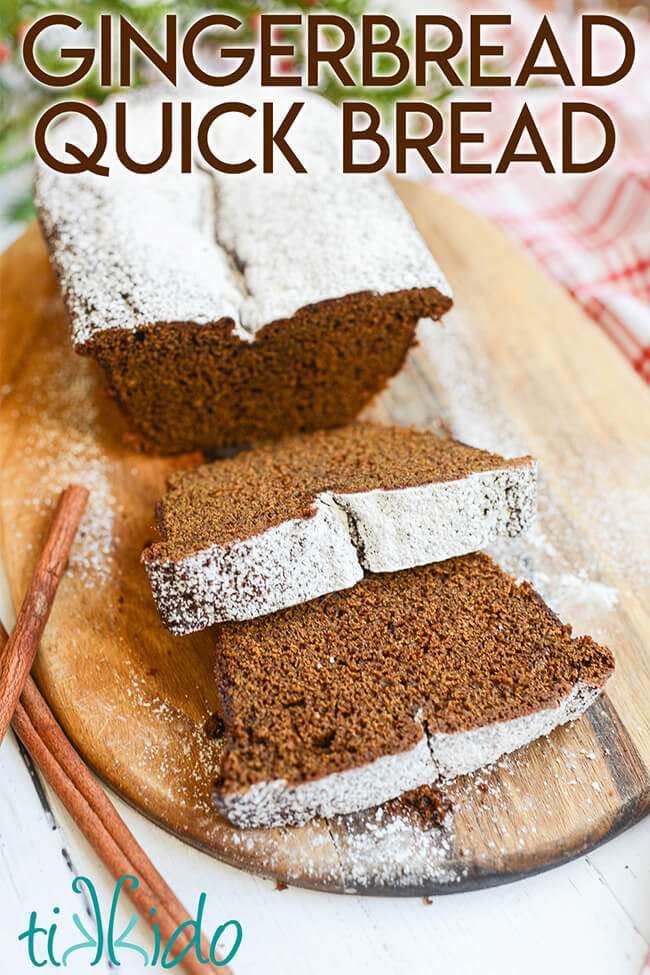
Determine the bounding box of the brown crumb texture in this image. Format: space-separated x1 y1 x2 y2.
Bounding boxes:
82 288 451 455
148 423 531 558
387 784 453 826
213 553 614 795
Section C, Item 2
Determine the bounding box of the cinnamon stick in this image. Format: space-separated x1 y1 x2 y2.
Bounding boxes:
12 698 224 974
0 486 232 972
1 625 230 973
0 484 88 745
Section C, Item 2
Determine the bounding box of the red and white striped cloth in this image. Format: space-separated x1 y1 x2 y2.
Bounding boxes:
429 3 650 383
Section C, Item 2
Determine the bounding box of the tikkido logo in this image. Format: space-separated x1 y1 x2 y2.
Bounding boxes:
18 875 242 968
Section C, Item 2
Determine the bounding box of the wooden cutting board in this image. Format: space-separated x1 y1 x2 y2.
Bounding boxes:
0 181 649 895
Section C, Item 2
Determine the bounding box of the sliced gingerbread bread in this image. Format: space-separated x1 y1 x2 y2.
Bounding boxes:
142 424 536 634
211 553 614 828
34 90 452 454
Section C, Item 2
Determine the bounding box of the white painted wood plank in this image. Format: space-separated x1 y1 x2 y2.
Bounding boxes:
0 572 145 972
0 734 115 972
87 789 650 975
587 815 650 944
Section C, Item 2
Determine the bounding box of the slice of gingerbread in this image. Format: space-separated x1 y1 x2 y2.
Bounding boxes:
142 424 536 634
211 552 614 828
34 89 452 454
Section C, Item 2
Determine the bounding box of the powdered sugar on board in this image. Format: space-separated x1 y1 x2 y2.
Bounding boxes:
328 802 464 891
0 335 120 586
408 312 631 633
412 311 650 593
123 665 224 818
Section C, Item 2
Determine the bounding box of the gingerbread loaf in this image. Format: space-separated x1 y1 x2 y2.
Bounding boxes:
142 424 536 634
34 91 452 454
211 553 614 828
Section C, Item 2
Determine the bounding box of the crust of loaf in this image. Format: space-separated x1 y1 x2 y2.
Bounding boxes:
74 290 445 454
33 89 453 453
212 682 601 828
144 497 363 635
143 461 537 634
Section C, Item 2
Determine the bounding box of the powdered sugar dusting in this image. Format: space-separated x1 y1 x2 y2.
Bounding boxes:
2 334 119 585
146 462 536 635
210 89 451 331
416 314 528 457
123 666 223 817
559 442 650 587
330 802 464 891
216 681 603 830
542 571 617 614
416 309 628 633
35 88 451 348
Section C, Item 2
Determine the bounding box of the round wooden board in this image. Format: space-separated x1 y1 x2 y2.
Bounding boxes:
1 181 649 895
